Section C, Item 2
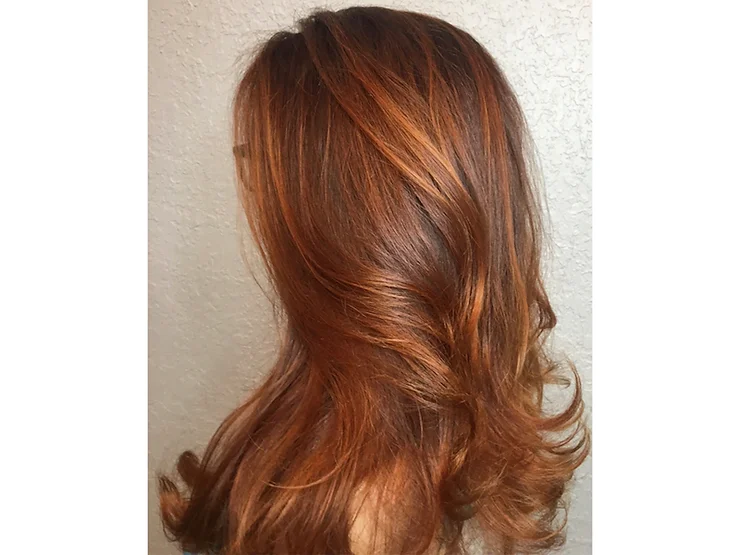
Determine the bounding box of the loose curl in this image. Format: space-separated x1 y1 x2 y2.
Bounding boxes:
159 7 589 554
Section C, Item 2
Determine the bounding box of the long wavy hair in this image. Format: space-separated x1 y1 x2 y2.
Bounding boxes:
159 6 589 555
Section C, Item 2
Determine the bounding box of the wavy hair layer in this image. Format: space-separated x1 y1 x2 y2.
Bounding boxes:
159 7 589 554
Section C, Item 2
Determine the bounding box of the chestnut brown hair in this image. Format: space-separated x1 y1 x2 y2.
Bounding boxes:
159 6 589 554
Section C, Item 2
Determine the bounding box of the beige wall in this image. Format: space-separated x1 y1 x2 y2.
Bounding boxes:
148 0 592 553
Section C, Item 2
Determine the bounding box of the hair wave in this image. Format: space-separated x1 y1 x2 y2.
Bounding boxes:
159 7 589 554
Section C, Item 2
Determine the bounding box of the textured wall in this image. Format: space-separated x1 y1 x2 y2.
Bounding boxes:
148 0 592 553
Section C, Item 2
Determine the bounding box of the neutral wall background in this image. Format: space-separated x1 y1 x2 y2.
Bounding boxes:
148 0 592 553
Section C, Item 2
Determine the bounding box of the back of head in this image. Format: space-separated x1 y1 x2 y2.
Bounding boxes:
160 6 589 554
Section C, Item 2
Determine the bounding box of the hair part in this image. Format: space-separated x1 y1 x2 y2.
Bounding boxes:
159 6 589 554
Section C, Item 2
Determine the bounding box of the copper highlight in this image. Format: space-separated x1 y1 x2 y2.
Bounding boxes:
159 6 589 554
